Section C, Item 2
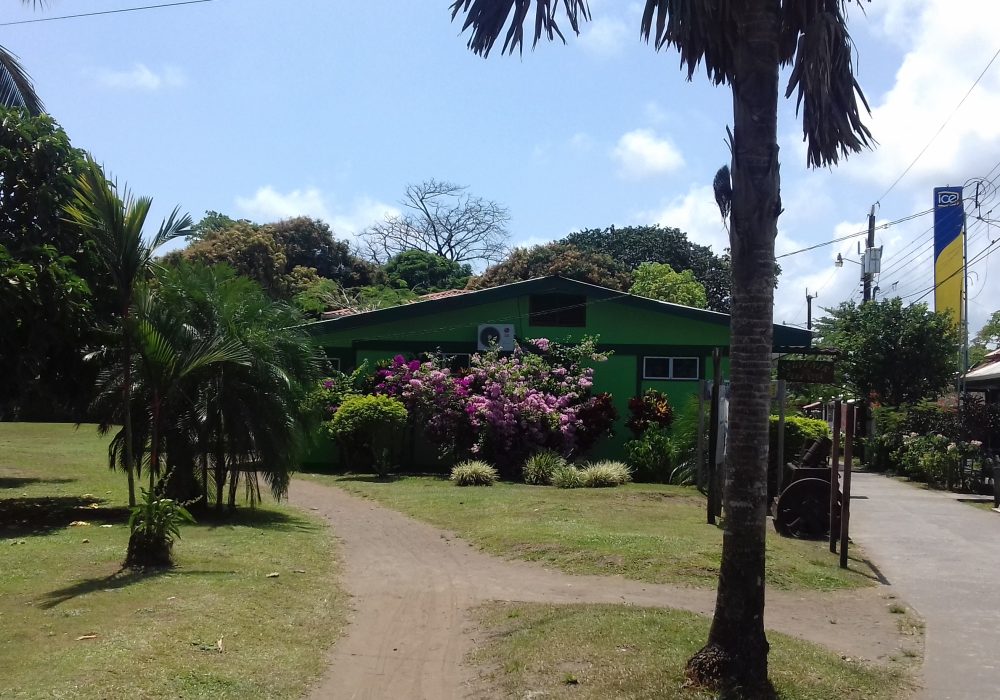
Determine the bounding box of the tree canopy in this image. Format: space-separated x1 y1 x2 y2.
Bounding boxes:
384 249 472 292
971 310 1000 367
814 298 960 406
467 241 631 291
630 262 708 309
564 225 731 312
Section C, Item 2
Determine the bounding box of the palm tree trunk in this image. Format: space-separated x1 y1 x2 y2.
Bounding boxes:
122 305 136 507
686 0 779 694
149 392 161 494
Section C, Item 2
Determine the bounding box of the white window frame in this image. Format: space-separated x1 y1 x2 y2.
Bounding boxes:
643 356 700 381
329 357 342 372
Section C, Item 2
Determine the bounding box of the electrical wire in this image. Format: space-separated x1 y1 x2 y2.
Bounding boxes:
0 0 215 26
776 208 933 260
875 45 1000 204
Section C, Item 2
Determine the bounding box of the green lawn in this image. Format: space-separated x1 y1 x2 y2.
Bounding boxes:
309 474 876 591
0 423 342 700
471 602 914 700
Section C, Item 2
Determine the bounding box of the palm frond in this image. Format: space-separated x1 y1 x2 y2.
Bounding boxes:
783 2 873 167
0 45 43 114
639 1 737 85
450 0 591 57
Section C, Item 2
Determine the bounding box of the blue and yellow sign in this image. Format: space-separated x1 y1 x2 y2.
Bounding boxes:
933 187 965 326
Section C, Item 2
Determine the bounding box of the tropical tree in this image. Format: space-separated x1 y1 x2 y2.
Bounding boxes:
468 241 631 290
564 225 732 312
384 249 472 292
630 262 708 308
65 156 192 506
449 1 872 693
1 2 44 114
970 310 1000 367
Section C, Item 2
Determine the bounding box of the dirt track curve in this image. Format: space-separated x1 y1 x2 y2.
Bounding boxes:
288 479 912 700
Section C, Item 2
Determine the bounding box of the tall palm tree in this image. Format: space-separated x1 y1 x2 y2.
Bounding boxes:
65 156 192 506
2 1 45 114
449 1 871 694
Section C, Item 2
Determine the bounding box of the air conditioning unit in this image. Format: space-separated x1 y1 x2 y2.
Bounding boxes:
477 323 516 351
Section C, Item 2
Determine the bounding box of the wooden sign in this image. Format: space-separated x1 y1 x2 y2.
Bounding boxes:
777 359 834 384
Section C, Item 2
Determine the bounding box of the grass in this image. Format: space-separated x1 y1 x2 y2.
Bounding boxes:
0 423 342 700
306 474 876 591
471 602 914 700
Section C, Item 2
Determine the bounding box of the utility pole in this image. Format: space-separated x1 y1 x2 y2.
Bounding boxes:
863 205 876 303
806 289 817 330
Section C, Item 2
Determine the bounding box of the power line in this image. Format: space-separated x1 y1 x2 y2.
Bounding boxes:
0 0 215 26
875 45 1000 204
902 230 1000 304
776 208 933 260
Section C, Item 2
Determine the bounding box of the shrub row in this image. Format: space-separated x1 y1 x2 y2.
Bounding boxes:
450 456 632 489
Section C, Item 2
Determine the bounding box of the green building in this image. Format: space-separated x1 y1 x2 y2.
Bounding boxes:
305 276 811 466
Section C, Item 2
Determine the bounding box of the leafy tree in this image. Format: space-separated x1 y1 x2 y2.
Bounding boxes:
970 310 1000 367
66 156 192 507
468 241 631 290
813 299 960 406
450 1 872 692
1 2 45 114
385 249 472 292
630 262 708 308
565 225 732 311
360 179 510 267
176 213 379 297
0 108 104 419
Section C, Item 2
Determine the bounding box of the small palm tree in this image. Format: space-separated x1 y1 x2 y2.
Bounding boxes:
2 1 46 114
450 1 871 693
65 156 192 506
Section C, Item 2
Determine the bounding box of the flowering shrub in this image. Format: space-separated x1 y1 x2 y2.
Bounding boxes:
893 432 984 489
302 362 371 430
626 389 674 438
372 337 616 475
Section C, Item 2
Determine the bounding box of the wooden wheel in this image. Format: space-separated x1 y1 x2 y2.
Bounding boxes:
774 477 841 540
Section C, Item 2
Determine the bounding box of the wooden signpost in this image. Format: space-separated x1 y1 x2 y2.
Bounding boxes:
839 403 856 569
829 399 842 554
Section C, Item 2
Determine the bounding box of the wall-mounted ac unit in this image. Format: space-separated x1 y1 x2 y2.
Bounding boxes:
477 323 515 351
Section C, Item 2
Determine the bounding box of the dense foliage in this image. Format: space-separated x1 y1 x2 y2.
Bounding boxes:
564 225 732 312
813 299 960 406
630 262 708 308
384 249 472 292
468 241 631 291
329 394 409 478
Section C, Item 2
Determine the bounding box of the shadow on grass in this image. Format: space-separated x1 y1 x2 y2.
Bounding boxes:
0 476 77 489
194 506 321 534
0 496 129 539
38 567 233 609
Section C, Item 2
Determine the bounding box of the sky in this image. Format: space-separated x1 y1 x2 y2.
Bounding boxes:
4 0 1000 340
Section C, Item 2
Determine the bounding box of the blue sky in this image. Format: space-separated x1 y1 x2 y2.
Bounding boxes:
4 0 999 338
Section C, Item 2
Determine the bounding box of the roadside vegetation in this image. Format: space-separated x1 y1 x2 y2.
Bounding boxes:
0 423 342 700
312 474 876 591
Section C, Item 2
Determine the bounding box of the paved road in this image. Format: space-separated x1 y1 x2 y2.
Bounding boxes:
850 471 1000 700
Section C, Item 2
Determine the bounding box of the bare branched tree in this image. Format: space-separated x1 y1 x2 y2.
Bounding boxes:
359 179 510 267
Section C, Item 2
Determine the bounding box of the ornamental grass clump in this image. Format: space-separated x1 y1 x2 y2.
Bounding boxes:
523 450 567 485
579 460 632 488
451 460 499 486
551 464 583 489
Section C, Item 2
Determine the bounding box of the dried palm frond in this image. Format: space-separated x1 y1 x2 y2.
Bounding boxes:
450 0 591 57
639 0 737 86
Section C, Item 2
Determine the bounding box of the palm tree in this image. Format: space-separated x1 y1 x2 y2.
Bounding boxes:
2 1 45 114
449 1 871 694
65 156 192 506
153 262 323 510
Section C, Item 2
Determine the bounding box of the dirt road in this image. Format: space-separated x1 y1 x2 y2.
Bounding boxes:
289 479 912 700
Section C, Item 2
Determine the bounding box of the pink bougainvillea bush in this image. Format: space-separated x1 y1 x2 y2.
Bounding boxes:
371 337 617 476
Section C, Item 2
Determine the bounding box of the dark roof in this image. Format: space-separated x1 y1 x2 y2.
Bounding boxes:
303 276 812 349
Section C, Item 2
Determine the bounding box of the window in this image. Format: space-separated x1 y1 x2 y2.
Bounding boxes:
528 294 587 327
328 357 342 372
643 356 700 380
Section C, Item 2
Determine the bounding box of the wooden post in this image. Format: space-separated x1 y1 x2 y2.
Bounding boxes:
707 349 722 525
776 380 787 497
696 380 707 492
829 399 842 554
839 403 855 569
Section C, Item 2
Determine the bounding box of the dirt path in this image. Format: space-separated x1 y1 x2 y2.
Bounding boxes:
289 479 913 700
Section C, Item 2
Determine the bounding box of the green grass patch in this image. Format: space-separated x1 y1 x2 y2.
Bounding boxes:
472 602 914 700
306 474 875 591
1 423 342 700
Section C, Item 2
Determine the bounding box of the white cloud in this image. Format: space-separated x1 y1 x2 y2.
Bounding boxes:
844 0 1000 193
96 63 186 91
234 186 399 240
638 184 729 253
612 128 685 180
578 16 629 57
